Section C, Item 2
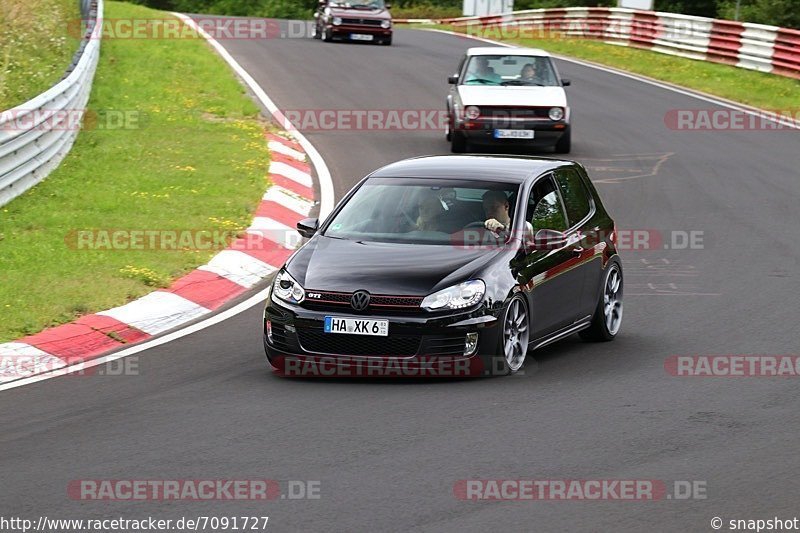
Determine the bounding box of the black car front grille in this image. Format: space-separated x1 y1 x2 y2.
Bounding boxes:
479 107 551 120
297 329 421 357
269 321 292 351
422 335 467 357
341 17 383 26
302 290 423 314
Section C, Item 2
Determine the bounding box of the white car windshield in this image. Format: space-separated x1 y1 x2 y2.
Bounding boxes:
463 55 559 87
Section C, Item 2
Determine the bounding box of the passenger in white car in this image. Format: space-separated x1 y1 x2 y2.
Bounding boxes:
466 57 502 84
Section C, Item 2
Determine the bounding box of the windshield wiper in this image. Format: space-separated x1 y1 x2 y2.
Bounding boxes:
466 78 498 85
501 80 544 86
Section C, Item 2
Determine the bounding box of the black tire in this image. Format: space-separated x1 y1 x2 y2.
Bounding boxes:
322 28 332 42
554 129 571 154
380 36 392 45
450 131 467 153
580 260 623 342
312 23 322 39
491 295 530 376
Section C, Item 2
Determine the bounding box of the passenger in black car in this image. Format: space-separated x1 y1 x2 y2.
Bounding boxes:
416 194 447 232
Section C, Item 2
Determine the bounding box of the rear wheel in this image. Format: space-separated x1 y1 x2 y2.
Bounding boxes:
554 129 571 154
580 261 623 341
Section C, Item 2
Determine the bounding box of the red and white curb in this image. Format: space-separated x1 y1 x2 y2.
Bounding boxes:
0 132 314 384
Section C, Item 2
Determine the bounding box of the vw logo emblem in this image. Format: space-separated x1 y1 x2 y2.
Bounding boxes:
350 290 370 311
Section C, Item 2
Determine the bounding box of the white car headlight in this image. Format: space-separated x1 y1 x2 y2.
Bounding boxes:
273 270 305 304
332 16 342 25
548 107 564 121
421 280 485 311
465 106 480 120
381 20 391 29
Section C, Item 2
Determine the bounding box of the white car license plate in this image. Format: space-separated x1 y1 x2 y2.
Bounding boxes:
351 34 374 41
324 316 388 336
494 129 535 139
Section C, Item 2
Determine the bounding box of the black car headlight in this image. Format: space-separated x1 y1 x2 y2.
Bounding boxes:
421 280 485 311
273 270 305 304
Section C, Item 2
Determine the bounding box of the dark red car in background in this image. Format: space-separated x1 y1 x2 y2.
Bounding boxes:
313 0 393 45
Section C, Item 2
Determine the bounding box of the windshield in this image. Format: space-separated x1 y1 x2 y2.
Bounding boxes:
462 55 559 86
323 177 521 245
329 0 385 8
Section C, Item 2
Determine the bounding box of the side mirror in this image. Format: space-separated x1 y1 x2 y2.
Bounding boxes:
318 0 326 4
297 218 319 239
561 78 571 87
385 2 392 8
448 75 459 84
531 228 567 250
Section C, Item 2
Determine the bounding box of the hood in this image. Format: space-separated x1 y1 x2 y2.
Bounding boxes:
328 6 391 19
457 85 567 107
287 236 501 295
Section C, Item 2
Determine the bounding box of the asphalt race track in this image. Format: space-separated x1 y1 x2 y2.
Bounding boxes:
2 21 800 532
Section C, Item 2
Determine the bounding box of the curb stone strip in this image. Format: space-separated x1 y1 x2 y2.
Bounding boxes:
0 132 315 384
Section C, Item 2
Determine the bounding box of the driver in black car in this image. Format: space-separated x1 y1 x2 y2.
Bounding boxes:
483 190 534 241
482 190 511 234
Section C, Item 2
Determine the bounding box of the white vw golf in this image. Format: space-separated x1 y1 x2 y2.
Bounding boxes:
446 47 572 153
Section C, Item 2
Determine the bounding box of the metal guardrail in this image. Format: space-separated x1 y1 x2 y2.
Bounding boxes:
398 7 800 80
0 0 103 207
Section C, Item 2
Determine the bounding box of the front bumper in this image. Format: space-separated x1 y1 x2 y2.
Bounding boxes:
263 295 504 377
455 120 569 148
328 24 392 40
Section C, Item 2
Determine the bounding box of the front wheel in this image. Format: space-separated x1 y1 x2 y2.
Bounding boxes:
380 36 392 45
450 131 467 153
312 22 322 39
554 129 571 154
322 28 333 42
580 261 623 341
496 295 530 374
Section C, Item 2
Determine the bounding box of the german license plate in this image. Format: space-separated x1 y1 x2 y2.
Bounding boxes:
324 316 388 336
494 129 534 139
351 34 374 41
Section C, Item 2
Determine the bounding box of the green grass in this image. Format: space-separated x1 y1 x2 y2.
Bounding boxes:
0 0 82 109
0 1 271 341
412 24 800 111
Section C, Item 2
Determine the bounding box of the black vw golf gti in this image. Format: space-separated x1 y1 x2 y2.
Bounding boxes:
264 155 622 376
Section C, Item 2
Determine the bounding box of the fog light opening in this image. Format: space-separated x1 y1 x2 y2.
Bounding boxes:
464 332 479 356
266 320 273 343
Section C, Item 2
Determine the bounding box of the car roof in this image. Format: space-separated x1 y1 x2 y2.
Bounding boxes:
368 155 574 183
466 47 551 57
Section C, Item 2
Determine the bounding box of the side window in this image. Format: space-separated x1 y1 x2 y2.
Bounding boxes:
555 167 592 227
525 175 568 232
